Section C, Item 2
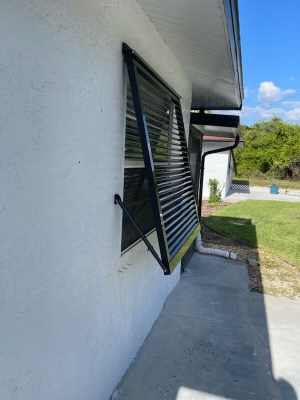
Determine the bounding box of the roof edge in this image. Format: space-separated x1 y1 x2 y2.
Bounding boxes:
222 0 244 108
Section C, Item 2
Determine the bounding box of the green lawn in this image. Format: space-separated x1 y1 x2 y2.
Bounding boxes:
205 200 300 268
232 177 300 190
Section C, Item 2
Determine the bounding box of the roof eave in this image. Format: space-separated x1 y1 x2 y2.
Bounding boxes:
222 0 244 108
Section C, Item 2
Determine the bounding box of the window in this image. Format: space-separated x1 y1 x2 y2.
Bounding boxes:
121 80 155 251
120 44 200 274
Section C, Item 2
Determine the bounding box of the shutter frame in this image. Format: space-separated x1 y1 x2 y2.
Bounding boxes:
123 44 200 275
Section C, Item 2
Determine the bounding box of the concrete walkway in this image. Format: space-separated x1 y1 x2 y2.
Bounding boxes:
112 254 300 400
225 189 300 203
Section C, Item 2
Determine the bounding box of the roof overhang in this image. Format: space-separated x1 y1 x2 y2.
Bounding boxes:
190 112 241 138
203 136 244 148
137 0 244 110
191 112 240 128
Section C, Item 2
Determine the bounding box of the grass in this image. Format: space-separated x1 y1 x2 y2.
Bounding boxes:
205 200 300 268
232 177 300 190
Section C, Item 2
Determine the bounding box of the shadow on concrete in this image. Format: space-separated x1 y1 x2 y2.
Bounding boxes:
202 217 297 400
199 213 266 295
112 217 298 400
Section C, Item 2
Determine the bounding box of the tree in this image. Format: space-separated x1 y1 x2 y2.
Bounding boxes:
235 118 300 180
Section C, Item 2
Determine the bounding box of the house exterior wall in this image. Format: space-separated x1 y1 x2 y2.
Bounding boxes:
0 1 192 399
202 142 231 200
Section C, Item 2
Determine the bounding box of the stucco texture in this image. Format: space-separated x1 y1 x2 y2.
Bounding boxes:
0 1 192 399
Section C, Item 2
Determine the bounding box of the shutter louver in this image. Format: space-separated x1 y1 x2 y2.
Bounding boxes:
123 44 200 274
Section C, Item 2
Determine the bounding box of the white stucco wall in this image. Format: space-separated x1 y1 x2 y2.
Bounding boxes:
202 142 231 200
0 1 192 399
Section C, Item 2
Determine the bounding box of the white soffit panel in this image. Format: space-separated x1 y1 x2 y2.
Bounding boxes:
137 0 243 110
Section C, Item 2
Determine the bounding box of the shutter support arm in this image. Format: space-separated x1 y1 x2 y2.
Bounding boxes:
114 194 169 275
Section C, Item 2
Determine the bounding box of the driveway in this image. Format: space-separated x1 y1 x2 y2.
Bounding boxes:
225 189 300 203
112 253 300 400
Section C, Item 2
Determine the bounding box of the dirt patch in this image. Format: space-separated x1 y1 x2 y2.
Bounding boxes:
254 249 300 300
201 201 300 300
201 201 231 219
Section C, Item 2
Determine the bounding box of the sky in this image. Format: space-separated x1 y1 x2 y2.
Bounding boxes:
238 0 300 125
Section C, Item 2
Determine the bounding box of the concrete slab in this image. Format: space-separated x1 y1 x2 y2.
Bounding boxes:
112 253 300 400
225 189 300 203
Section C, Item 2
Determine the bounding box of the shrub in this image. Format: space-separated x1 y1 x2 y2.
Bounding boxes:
208 179 222 204
235 118 300 181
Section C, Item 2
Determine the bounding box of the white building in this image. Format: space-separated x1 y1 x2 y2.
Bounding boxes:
188 115 244 204
0 1 243 399
201 136 244 200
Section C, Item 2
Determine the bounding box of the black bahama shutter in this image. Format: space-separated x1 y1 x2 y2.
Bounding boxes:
122 44 200 275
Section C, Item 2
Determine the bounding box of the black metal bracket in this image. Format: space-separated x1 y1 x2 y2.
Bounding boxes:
114 194 169 275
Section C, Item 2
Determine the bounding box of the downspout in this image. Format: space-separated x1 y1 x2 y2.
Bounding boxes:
196 134 240 260
231 149 238 175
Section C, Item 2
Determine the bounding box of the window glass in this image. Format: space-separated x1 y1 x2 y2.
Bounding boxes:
121 82 155 251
